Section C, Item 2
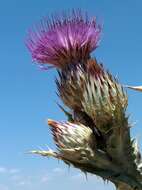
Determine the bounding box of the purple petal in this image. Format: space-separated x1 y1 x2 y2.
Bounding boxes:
26 10 102 68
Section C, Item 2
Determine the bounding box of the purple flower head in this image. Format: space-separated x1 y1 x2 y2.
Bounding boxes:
26 10 102 68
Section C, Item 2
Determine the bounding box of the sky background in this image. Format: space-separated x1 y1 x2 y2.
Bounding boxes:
0 0 142 190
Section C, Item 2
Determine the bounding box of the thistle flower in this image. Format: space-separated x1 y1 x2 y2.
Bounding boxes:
57 59 128 132
83 59 128 131
27 10 142 190
48 119 96 163
32 119 134 184
26 10 101 68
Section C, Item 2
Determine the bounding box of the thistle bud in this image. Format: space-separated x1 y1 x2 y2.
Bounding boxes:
48 119 96 162
83 59 128 131
57 59 128 132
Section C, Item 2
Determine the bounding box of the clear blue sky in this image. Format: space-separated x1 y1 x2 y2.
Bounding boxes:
0 0 142 190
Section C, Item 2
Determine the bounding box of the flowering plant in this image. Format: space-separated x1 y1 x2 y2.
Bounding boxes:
27 10 142 190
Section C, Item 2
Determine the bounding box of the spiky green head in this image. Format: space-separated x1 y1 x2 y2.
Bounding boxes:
57 59 128 132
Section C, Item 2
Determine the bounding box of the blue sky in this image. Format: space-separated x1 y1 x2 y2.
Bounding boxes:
0 0 142 189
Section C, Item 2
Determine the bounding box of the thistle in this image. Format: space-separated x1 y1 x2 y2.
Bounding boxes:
27 10 142 190
26 10 101 68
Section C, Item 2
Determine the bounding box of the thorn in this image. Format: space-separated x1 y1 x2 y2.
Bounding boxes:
48 119 55 125
67 165 70 173
124 85 142 92
84 172 88 180
47 119 58 128
28 149 58 158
